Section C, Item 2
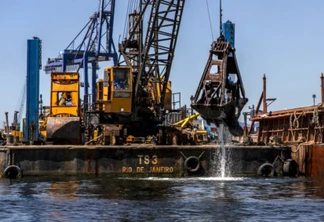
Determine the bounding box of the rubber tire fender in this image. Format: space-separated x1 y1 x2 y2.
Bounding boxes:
283 159 298 176
3 165 21 179
184 156 200 173
257 163 274 177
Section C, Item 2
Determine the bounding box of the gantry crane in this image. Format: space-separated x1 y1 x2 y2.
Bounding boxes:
44 0 117 111
42 0 117 144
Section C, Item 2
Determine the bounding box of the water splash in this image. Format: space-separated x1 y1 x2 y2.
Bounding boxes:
219 124 226 178
211 123 232 178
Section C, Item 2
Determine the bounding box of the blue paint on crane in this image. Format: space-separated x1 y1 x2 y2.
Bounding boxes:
222 20 235 48
25 38 41 142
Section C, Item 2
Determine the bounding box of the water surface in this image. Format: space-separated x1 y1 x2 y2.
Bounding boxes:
1 176 324 221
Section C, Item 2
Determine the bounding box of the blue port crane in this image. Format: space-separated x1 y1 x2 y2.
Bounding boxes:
44 0 118 111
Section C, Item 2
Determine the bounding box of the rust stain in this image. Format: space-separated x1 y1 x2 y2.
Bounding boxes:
297 144 324 178
305 145 324 178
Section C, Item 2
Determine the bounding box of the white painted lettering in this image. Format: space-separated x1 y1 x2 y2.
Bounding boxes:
144 155 150 164
152 155 158 164
137 155 144 165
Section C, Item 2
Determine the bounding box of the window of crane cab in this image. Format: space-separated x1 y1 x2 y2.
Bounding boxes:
113 68 130 90
104 69 110 87
56 92 72 106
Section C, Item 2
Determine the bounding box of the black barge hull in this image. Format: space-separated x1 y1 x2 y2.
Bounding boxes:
0 145 291 177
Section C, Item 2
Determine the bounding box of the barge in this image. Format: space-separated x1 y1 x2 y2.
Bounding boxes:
1 1 319 179
0 144 293 178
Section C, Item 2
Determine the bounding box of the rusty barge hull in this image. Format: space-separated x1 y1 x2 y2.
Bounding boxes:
0 145 291 177
251 104 324 144
292 144 324 178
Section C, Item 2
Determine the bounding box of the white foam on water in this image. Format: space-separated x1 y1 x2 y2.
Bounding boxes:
120 177 245 182
195 177 244 181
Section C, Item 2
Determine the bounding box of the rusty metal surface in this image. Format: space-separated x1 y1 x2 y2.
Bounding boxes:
191 34 248 137
307 145 324 177
250 74 324 144
251 105 324 144
294 144 324 178
46 117 80 145
192 103 244 137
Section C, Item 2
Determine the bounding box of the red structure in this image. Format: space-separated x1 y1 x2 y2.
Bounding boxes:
249 74 324 145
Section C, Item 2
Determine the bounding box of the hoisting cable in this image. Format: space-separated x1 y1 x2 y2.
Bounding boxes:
123 0 139 40
123 1 131 39
205 0 214 41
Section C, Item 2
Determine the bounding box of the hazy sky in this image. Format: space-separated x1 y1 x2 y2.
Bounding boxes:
1 0 324 125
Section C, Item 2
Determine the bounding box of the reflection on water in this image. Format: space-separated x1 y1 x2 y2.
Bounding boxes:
1 177 324 221
49 181 80 200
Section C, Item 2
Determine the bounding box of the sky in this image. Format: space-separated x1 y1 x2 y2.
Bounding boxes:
1 0 324 126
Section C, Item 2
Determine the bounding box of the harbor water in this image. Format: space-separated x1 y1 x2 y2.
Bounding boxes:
1 176 324 221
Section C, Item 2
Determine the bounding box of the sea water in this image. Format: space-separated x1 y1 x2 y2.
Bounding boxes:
1 176 324 221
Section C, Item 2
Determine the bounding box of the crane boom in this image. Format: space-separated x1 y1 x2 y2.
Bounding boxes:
119 0 185 116
88 0 186 143
136 0 184 105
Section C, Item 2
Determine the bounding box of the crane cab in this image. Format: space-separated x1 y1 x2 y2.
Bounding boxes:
46 72 81 144
96 66 132 114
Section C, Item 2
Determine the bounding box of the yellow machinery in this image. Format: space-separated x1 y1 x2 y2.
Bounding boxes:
170 113 208 145
93 66 132 145
2 111 22 145
96 66 133 114
42 1 184 145
91 66 174 145
46 72 81 144
96 66 171 114
87 1 184 145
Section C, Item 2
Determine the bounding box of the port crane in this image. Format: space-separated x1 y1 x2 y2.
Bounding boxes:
44 0 118 111
42 0 117 144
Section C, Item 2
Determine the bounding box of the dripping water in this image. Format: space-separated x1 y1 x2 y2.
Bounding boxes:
213 123 232 178
219 123 226 177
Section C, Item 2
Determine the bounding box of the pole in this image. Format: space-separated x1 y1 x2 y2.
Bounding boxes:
5 112 9 135
263 74 267 114
243 112 248 136
321 73 324 104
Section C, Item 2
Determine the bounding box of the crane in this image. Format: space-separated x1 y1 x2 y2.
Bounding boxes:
90 0 186 144
44 0 118 111
120 0 185 126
